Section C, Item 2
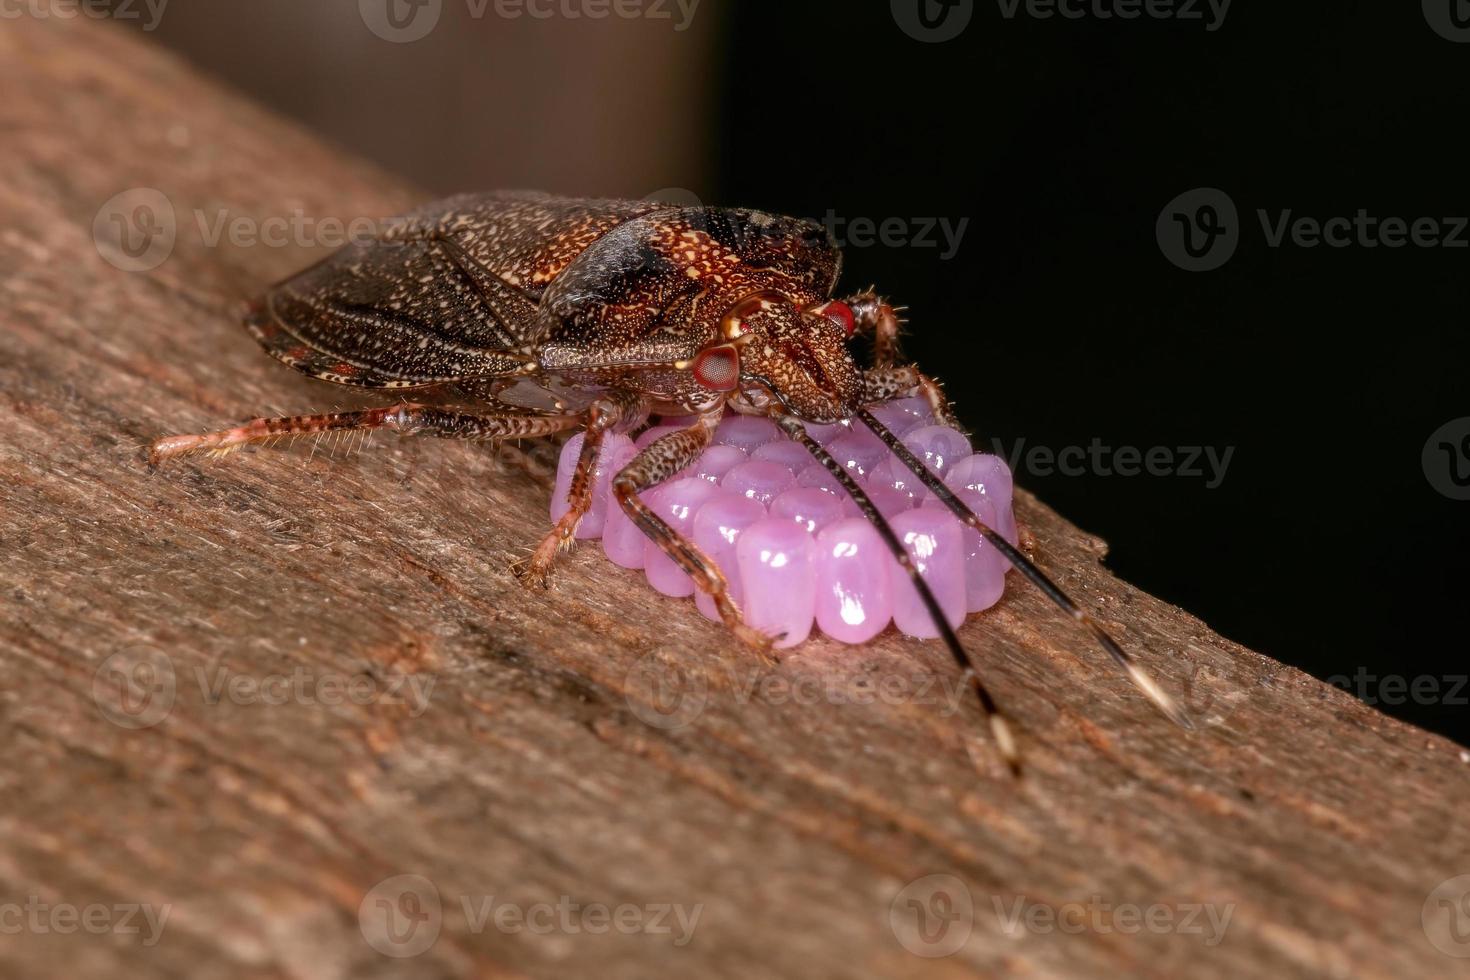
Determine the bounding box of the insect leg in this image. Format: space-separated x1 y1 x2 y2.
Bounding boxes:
772 412 1020 776
856 408 1193 731
841 289 906 368
149 404 579 465
611 412 778 659
518 390 648 588
861 364 960 429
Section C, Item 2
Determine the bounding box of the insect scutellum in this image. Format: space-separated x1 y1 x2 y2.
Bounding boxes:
149 192 1189 775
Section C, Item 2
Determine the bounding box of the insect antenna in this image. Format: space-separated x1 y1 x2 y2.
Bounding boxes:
856 408 1193 730
772 415 1021 776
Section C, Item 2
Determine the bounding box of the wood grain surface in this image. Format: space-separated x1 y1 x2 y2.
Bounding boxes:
2 14 1468 980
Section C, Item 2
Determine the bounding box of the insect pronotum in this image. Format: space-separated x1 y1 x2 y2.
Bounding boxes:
151 191 1190 773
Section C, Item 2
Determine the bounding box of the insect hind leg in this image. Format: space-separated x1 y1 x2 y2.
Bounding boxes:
149 404 579 466
516 390 646 589
611 412 779 661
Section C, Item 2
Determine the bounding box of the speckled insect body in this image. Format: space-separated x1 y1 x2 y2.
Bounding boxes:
153 191 1189 772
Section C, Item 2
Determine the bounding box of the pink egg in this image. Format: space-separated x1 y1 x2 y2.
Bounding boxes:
887 508 966 639
944 453 1018 546
643 477 724 597
770 487 845 535
549 431 634 539
900 424 972 477
827 429 888 479
691 491 767 622
866 395 933 436
803 420 851 445
684 443 747 483
839 480 914 521
751 439 813 475
600 442 649 569
720 459 796 506
796 464 844 494
924 492 1006 613
814 518 893 644
736 517 817 648
714 415 779 454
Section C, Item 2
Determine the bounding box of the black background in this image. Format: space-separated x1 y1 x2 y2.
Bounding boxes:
714 2 1468 741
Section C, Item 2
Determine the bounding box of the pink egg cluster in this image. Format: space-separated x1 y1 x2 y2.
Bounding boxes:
550 397 1018 649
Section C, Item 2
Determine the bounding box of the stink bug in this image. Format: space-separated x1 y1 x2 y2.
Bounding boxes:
151 191 1190 772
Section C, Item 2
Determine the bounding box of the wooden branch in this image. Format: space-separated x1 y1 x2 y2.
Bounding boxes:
2 16 1466 980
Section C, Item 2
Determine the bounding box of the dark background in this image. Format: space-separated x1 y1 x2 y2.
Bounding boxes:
133 0 1468 741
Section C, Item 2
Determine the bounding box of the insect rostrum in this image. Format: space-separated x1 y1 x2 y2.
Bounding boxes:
150 190 1190 773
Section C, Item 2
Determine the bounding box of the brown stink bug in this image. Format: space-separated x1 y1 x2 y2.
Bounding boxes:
151 191 1190 772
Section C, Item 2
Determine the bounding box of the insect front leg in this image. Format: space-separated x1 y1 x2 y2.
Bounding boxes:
149 404 580 465
860 364 961 430
611 412 779 660
517 390 648 589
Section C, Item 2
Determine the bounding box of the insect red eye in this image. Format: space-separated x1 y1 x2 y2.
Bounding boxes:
814 300 855 336
692 345 740 391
